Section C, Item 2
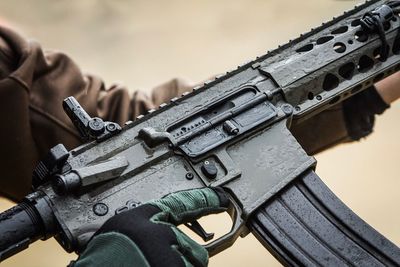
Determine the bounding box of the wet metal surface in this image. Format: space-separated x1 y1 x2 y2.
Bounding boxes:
0 1 399 267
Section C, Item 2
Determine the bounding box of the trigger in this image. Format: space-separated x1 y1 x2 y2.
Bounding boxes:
184 220 215 242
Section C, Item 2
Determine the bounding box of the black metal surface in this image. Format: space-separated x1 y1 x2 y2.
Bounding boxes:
201 161 218 179
32 144 69 189
174 88 278 158
0 201 48 261
0 192 57 262
2 1 400 264
63 96 122 142
184 220 215 242
249 170 400 267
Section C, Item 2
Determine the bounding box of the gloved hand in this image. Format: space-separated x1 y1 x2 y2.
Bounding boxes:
71 187 229 267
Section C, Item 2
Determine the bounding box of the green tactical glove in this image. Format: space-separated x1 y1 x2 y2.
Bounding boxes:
71 187 229 267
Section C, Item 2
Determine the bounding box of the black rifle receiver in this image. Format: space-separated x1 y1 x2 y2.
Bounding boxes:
1 0 400 266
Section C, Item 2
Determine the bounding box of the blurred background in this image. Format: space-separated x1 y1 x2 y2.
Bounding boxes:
0 0 399 266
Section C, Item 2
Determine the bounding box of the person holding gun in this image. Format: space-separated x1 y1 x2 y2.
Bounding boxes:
0 12 399 266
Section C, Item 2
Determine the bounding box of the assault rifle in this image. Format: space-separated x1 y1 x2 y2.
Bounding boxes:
1 0 400 266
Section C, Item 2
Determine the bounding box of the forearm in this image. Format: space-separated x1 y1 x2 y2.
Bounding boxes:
375 71 400 104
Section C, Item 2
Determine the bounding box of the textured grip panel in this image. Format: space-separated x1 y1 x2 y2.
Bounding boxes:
249 170 400 267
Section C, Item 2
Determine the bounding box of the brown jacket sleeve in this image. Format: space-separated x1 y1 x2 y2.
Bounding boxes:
0 26 388 201
0 26 193 201
291 86 389 155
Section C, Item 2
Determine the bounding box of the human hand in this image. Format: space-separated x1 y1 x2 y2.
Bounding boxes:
72 187 229 267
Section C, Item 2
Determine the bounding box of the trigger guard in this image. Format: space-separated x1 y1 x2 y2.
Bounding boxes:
204 195 246 257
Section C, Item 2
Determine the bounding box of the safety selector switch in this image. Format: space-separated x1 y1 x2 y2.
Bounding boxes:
201 161 218 179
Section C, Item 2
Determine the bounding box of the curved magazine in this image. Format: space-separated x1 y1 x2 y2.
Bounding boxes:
249 170 400 266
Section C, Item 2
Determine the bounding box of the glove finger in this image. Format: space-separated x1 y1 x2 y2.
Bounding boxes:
171 227 209 267
149 187 229 225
